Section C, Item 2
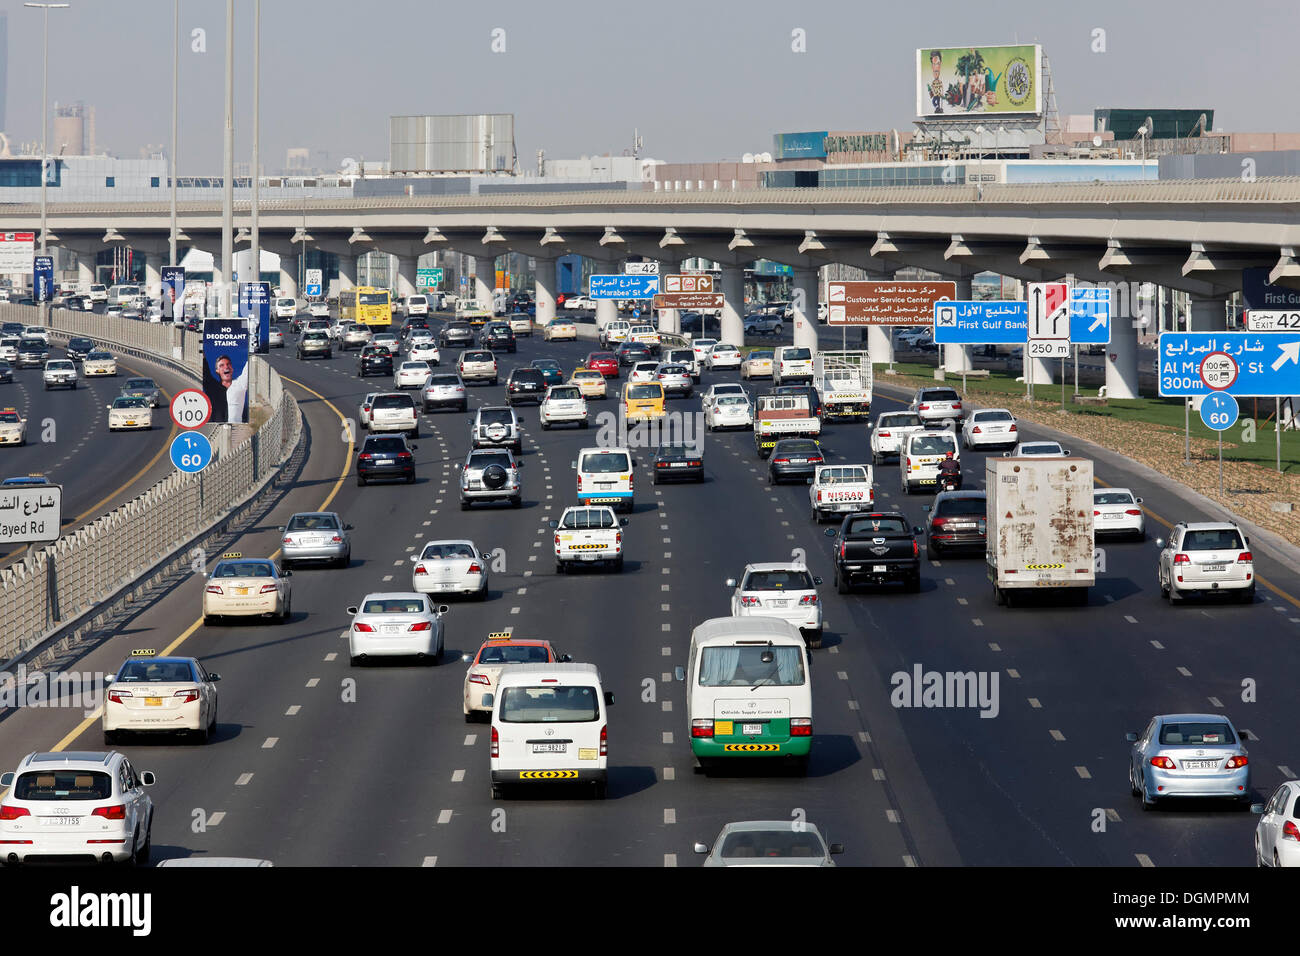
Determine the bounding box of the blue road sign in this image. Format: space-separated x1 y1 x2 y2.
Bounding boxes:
932 300 1027 344
304 283 322 297
33 256 54 303
1069 287 1112 345
170 431 213 474
632 309 641 318
1199 393 1239 431
1158 332 1300 397
589 274 660 299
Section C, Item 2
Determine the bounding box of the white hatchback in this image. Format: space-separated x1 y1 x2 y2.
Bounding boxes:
394 360 432 389
629 361 659 384
705 394 753 431
869 411 924 464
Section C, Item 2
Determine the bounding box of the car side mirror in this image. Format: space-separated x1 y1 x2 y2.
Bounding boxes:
724 578 737 588
824 528 836 537
209 674 222 682
560 654 573 663
461 653 472 663
346 606 358 616
1064 450 1072 456
140 771 156 786
1125 732 1138 742
813 577 823 586
345 523 354 530
829 843 845 855
693 842 709 854
103 675 115 685
516 460 524 466
631 459 637 468
620 518 629 527
437 605 449 615
1154 538 1165 549
604 691 615 706
806 478 813 484
105 405 111 410
1251 803 1266 814
0 772 12 787
549 520 558 528
913 527 924 535
281 569 292 577
1002 452 1011 458
571 461 577 469
410 554 420 562
1134 498 1142 505
923 505 931 513
673 666 685 682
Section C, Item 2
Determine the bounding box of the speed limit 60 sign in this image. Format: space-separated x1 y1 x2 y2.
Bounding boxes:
170 431 213 474
171 389 212 429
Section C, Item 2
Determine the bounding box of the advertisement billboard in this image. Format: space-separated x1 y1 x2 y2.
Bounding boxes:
772 131 828 160
161 266 185 321
917 45 1041 117
0 232 36 276
33 256 54 302
201 319 250 424
238 281 271 353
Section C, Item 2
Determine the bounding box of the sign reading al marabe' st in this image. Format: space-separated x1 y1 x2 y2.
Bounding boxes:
1159 332 1300 397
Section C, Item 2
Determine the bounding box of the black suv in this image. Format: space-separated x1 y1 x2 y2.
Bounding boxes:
505 368 546 406
440 322 474 348
356 434 416 486
479 322 516 353
357 345 394 377
66 337 96 361
616 342 653 367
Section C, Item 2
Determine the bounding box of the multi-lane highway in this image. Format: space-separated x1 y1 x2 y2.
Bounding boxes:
1 311 1296 868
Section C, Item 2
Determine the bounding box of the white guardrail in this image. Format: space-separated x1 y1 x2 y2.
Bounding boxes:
0 304 303 662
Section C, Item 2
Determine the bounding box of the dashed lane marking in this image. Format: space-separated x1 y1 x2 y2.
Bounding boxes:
236 773 254 786
262 738 278 749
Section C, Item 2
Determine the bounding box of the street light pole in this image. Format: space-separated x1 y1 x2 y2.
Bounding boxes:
24 2 70 326
221 0 233 317
250 0 260 290
169 0 179 266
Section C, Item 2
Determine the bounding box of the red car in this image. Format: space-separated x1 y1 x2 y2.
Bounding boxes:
585 351 620 378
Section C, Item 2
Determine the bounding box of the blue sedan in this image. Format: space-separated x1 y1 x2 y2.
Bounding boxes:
1127 713 1251 811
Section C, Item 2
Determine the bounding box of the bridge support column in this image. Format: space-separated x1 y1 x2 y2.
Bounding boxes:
594 259 620 330
1189 293 1227 331
861 269 896 364
534 258 557 329
278 263 298 302
337 254 357 292
396 256 418 300
656 259 678 335
720 266 745 347
943 277 974 374
1105 311 1140 399
473 256 495 306
792 268 819 355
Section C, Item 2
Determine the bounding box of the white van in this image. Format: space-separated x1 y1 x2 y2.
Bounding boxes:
488 662 613 799
773 346 815 385
676 617 813 775
108 284 141 306
899 428 960 494
274 297 298 320
574 446 636 513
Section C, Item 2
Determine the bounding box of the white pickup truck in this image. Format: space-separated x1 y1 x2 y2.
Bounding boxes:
814 350 872 420
754 394 821 458
551 505 628 574
808 464 875 523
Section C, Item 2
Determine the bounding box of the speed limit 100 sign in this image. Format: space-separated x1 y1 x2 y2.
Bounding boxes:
170 388 212 429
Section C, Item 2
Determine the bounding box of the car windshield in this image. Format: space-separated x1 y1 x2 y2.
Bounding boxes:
574 371 601 380
112 398 148 409
718 829 825 859
1158 721 1236 745
910 435 956 456
464 352 492 362
69 339 94 349
214 561 274 578
1095 492 1135 505
116 659 196 682
582 452 630 474
469 452 513 470
668 351 694 363
532 360 559 370
511 370 543 383
15 770 113 801
974 411 1013 422
712 345 738 353
846 516 908 535
401 362 428 371
362 347 388 356
590 353 616 362
699 646 805 687
361 599 426 614
548 387 581 401
46 362 73 370
479 644 552 664
0 412 20 423
500 685 600 722
365 438 407 453
127 379 155 389
372 395 413 410
1182 529 1244 551
659 366 687 375
748 350 774 360
936 497 987 517
421 543 475 560
479 409 513 426
743 570 814 590
560 508 617 530
695 340 717 348
359 293 388 306
287 514 339 531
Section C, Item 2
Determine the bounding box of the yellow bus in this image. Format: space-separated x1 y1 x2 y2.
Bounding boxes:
339 287 392 327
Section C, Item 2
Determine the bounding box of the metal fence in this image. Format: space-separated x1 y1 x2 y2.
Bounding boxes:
0 306 302 662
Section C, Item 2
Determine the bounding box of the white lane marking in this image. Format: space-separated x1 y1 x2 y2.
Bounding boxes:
661 524 669 530
235 773 254 786
971 618 983 627
662 567 671 574
664 854 677 867
1006 669 1020 679
207 811 226 827
872 768 886 781
392 560 403 567
422 520 431 526
1176 666 1193 677
1124 615 1138 624
422 856 438 867
662 731 674 744
1279 766 1296 779
988 643 1001 652
828 646 839 654
903 855 917 867
662 700 672 712
859 732 872 743
1075 766 1092 779
837 671 848 680
1135 853 1155 868
663 767 675 781
262 738 277 749
661 622 671 632
662 584 670 591
661 646 671 656
1028 698 1042 709
663 552 672 559
848 700 860 711
286 705 301 716
661 604 671 612
1150 640 1164 649
510 607 520 615
325 653 338 662
1104 594 1115 603
306 678 319 688
451 770 465 783
1106 809 1121 822
517 588 527 595
382 575 393 582
956 597 968 606
437 809 453 824
1049 729 1065 741
1208 696 1223 708
529 555 537 561
944 578 955 586
664 809 676 824
524 571 533 577
464 735 477 746
886 810 901 823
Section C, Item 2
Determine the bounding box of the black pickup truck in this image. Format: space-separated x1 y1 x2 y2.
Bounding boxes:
825 512 923 593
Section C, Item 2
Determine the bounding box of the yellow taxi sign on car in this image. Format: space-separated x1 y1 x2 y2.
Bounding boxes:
130 649 157 657
486 631 513 641
222 552 242 559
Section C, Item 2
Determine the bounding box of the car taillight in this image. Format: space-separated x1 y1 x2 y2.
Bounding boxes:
91 805 126 820
469 674 490 686
1284 821 1300 841
108 689 131 703
953 403 962 410
972 426 982 434
490 726 499 757
409 621 432 632
1149 756 1176 770
359 453 372 461
919 404 930 410
879 430 891 438
799 595 817 606
1093 510 1101 516
1225 756 1248 769
576 474 582 490
600 725 607 756
0 805 30 820
554 535 561 549
283 536 295 544
839 541 847 560
790 718 812 737
398 453 412 460
354 623 376 632
740 596 761 607
1173 553 1190 565
259 584 279 594
691 719 714 738
174 689 200 703
1009 423 1017 431
931 517 948 528
331 535 342 542
773 457 789 464
205 585 223 594
1124 510 1142 516
1238 552 1253 563
816 490 822 502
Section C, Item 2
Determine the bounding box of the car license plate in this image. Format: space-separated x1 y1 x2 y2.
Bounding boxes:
790 458 807 463
145 697 163 707
468 480 481 489
597 482 614 488
42 817 81 827
376 459 393 466
873 565 887 573
949 523 975 530
742 723 762 736
769 599 788 607
532 743 566 753
383 625 403 634
235 586 249 595
1182 760 1218 770
670 462 688 468
1203 564 1227 572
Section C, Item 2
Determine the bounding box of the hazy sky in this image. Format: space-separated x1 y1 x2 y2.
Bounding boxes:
2 0 1296 172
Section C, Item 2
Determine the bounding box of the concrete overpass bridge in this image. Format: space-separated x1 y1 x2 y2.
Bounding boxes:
11 176 1300 398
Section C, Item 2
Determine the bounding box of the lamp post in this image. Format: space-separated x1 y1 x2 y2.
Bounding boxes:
169 0 179 266
250 0 260 291
24 2 70 325
221 0 233 318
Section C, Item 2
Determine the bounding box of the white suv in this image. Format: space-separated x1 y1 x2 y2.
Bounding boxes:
42 359 78 390
471 406 522 453
0 751 156 865
1157 522 1255 604
726 562 824 647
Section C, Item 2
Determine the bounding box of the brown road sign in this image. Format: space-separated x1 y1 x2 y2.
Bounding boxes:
662 274 715 294
654 292 724 310
826 280 957 325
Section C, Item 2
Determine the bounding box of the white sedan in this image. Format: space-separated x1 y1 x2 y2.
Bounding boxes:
1005 440 1070 458
540 384 589 429
103 652 220 744
202 555 292 624
706 343 742 370
107 396 153 431
394 360 432 389
1254 780 1300 868
410 540 493 599
408 341 441 364
704 394 753 431
700 383 748 412
1093 488 1145 540
347 592 448 665
961 408 1018 449
691 338 718 364
372 333 400 354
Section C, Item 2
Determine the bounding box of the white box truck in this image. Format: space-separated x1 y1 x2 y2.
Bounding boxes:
986 456 1095 606
813 350 872 419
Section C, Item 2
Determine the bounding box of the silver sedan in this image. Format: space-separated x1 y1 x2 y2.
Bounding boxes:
1127 713 1252 811
280 511 352 569
655 363 693 397
695 821 843 866
347 592 449 666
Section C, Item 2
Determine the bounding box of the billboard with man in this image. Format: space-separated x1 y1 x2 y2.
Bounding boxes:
917 45 1041 117
201 319 250 424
